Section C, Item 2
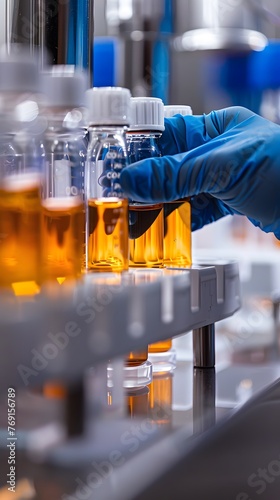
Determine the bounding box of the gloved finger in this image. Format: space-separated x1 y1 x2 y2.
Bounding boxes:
120 138 240 203
190 194 237 231
121 113 280 236
121 113 265 203
160 106 255 156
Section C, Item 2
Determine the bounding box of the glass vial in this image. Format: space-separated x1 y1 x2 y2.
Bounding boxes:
149 372 173 428
41 67 88 285
163 105 192 268
126 386 150 418
149 338 172 353
0 52 44 295
85 86 131 272
127 97 164 268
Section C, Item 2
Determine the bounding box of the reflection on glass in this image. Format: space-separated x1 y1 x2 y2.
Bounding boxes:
43 382 67 399
126 386 149 418
149 372 173 427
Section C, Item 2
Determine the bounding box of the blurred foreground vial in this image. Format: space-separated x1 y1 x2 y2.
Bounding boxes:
0 50 45 294
40 66 89 283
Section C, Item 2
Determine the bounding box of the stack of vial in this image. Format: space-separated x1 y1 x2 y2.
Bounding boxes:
0 51 45 295
0 47 194 390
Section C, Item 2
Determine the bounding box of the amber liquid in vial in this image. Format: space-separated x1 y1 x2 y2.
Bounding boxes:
129 203 164 268
127 386 149 418
42 197 85 282
87 197 129 272
149 373 172 427
43 382 67 399
125 347 148 367
164 200 192 267
149 338 172 353
0 174 42 293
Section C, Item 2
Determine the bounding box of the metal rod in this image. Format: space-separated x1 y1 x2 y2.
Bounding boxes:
65 380 84 437
193 367 216 434
193 324 215 368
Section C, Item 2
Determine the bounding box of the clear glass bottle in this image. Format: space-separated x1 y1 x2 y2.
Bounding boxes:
85 86 131 273
126 97 172 356
163 105 193 268
127 97 164 268
0 52 44 295
41 67 88 284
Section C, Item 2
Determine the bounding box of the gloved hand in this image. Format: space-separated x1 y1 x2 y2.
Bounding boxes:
120 106 280 238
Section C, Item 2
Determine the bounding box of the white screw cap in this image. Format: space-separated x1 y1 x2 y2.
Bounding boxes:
129 97 165 132
164 105 193 118
86 86 131 126
41 66 89 107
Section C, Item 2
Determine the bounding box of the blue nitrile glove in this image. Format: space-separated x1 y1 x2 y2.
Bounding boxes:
120 106 280 239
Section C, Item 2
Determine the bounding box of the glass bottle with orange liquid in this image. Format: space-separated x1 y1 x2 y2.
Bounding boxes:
163 105 193 268
125 371 173 429
40 68 88 397
149 106 193 370
126 97 165 269
126 98 176 362
0 52 44 296
41 67 88 285
85 87 148 380
85 86 131 273
126 97 167 371
149 371 173 428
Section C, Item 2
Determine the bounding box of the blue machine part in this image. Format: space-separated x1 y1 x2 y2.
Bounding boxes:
93 37 117 87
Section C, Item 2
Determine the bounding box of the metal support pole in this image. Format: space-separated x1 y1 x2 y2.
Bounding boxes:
193 323 215 368
65 380 85 437
192 324 216 433
193 367 216 434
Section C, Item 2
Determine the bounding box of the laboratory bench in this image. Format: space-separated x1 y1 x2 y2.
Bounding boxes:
0 263 280 500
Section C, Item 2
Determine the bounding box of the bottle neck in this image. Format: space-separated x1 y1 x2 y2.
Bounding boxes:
127 131 162 162
45 106 85 136
126 130 162 139
88 125 128 135
87 126 128 152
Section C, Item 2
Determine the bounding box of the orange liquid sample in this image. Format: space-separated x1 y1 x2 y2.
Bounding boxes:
164 200 192 267
127 386 149 418
125 347 148 367
42 196 85 282
87 198 128 272
149 373 173 427
0 174 42 292
43 382 67 399
129 203 163 268
149 338 172 353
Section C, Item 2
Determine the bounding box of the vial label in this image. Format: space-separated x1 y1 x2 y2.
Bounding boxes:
92 150 127 199
54 159 71 197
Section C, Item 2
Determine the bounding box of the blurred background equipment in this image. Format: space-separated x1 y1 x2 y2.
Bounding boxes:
4 0 94 85
93 0 280 114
